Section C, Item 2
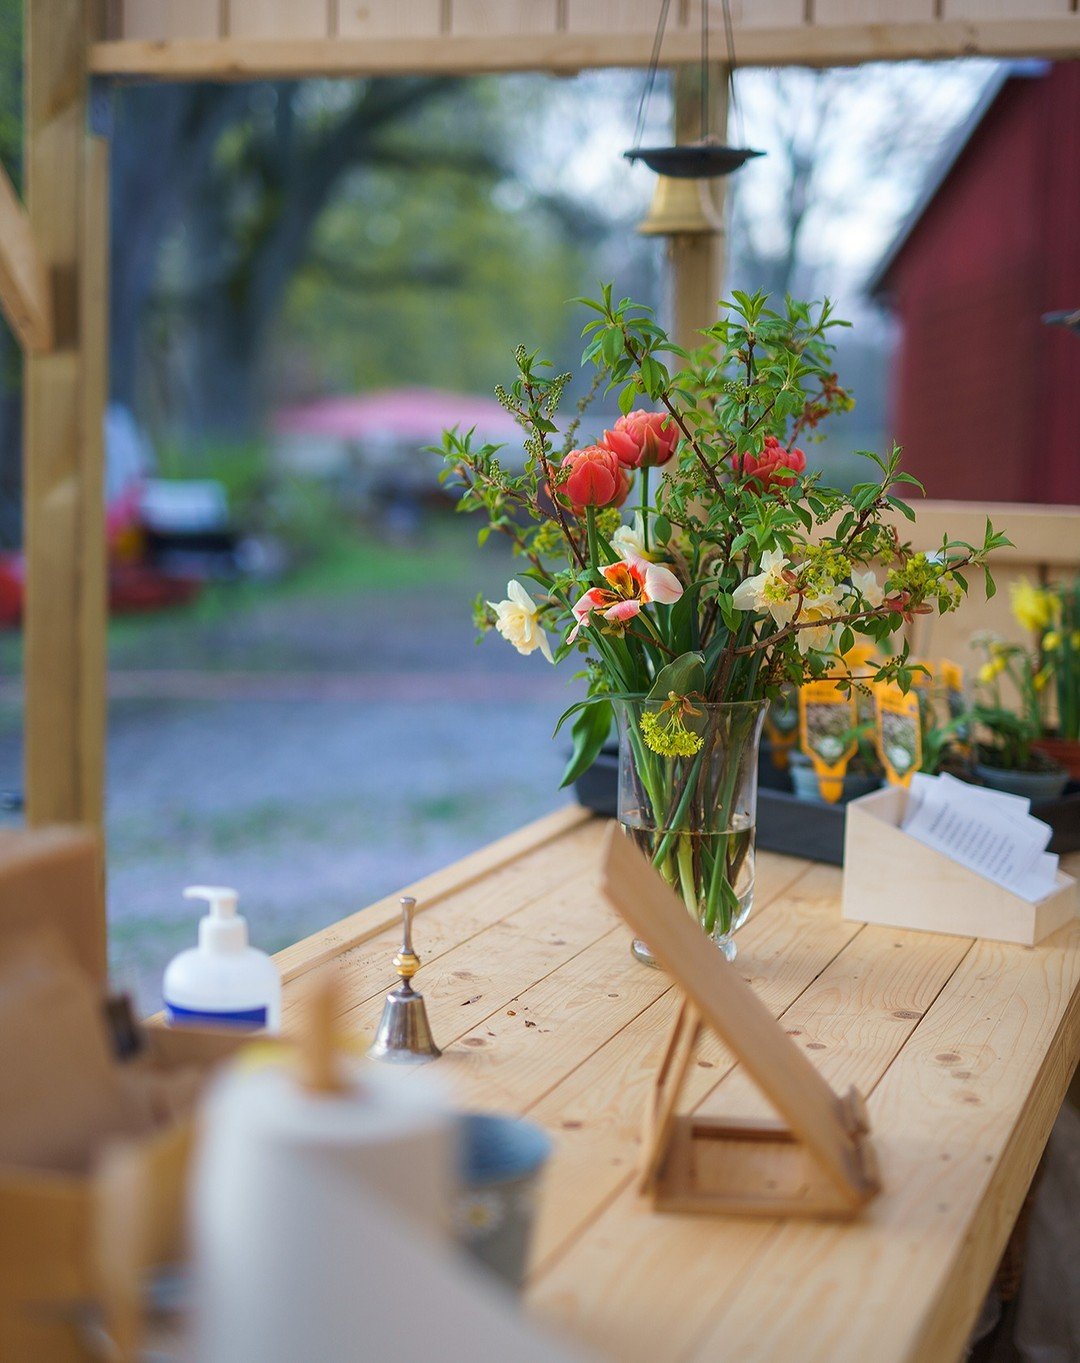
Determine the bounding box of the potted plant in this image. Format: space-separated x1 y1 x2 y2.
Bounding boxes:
1011 577 1080 779
439 287 1006 962
789 720 884 804
759 689 800 790
964 632 1069 800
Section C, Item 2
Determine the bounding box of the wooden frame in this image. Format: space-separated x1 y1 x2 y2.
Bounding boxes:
0 162 52 354
599 824 880 1218
24 0 108 830
14 0 1080 940
88 6 1080 81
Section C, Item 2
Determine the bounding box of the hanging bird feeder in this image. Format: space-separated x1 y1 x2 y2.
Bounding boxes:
626 0 763 237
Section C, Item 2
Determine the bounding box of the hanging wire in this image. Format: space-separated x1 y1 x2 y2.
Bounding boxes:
625 0 763 176
700 0 710 138
630 0 673 152
721 0 746 146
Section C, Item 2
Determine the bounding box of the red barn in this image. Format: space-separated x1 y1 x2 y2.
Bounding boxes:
870 61 1080 505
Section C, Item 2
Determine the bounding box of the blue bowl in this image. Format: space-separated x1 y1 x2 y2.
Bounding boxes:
455 1113 553 1288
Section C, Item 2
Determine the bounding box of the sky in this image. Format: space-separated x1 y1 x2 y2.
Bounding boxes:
506 57 999 307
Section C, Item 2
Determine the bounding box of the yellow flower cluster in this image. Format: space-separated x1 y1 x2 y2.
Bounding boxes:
798 544 851 598
595 506 624 538
533 519 567 557
887 553 963 613
640 706 704 758
977 656 1007 684
1010 579 1058 633
1043 630 1080 651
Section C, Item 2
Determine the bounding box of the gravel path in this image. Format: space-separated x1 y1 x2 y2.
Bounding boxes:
105 690 575 1009
0 530 588 1011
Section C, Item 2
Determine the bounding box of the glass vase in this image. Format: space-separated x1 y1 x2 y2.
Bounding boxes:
615 698 767 965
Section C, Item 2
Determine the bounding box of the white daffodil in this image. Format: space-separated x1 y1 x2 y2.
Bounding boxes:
611 513 650 562
791 596 843 655
731 549 795 625
849 568 883 609
488 580 554 663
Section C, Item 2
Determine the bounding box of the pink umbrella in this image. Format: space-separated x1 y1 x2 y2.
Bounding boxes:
273 387 522 445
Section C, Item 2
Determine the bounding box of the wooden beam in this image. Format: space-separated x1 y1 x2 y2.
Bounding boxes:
25 0 108 830
87 19 1080 80
79 123 109 830
0 162 53 353
669 64 728 354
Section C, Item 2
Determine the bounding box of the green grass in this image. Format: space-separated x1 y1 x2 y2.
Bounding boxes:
0 510 492 674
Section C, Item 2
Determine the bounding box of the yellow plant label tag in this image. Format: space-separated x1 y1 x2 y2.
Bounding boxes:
763 689 799 770
839 644 878 726
842 642 877 673
874 682 922 787
798 680 857 803
911 664 933 689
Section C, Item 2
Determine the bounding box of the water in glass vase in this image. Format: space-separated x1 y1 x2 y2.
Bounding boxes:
624 812 756 965
615 696 767 967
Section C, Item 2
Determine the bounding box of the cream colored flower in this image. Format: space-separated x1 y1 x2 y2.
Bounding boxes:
488 580 554 663
732 549 794 625
791 596 843 655
849 568 883 609
611 513 650 562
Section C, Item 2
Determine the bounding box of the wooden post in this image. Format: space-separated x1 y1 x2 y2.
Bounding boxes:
24 0 108 833
670 63 729 352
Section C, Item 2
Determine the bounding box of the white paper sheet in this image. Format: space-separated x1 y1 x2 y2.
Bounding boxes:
902 773 1059 903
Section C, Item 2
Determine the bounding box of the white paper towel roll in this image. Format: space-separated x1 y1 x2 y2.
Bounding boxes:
191 1055 453 1362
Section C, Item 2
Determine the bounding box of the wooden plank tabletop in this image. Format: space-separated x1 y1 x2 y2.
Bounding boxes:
278 806 1080 1363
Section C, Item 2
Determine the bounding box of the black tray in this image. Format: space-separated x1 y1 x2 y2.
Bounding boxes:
573 747 618 819
756 768 1080 864
756 785 847 865
575 753 1080 864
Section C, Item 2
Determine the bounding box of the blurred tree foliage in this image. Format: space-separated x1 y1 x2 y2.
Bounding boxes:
0 0 19 186
113 77 603 443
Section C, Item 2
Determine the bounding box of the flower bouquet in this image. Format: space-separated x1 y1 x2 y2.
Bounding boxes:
439 287 1007 960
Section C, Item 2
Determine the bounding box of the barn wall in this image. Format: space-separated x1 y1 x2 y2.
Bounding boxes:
884 65 1080 505
1037 63 1080 504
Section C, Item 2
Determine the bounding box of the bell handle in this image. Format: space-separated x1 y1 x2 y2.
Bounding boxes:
399 896 417 956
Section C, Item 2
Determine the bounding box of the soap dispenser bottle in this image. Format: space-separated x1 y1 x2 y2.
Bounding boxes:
163 886 282 1033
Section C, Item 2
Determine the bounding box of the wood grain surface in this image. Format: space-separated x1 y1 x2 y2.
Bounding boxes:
278 811 1080 1363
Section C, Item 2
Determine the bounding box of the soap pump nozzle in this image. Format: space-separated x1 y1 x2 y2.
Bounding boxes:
184 885 247 954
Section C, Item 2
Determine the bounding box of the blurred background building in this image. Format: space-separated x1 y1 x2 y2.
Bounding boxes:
871 61 1080 504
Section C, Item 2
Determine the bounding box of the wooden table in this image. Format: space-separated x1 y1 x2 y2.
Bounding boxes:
275 806 1080 1363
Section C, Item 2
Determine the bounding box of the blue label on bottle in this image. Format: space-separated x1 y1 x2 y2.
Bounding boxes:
164 1001 268 1030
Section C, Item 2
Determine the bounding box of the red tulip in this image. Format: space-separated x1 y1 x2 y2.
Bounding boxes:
733 435 806 490
560 445 630 512
600 410 679 469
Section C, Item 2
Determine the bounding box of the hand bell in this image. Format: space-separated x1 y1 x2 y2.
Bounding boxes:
368 897 442 1063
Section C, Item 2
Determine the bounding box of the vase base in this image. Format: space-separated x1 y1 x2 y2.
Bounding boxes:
630 934 738 966
631 937 661 968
